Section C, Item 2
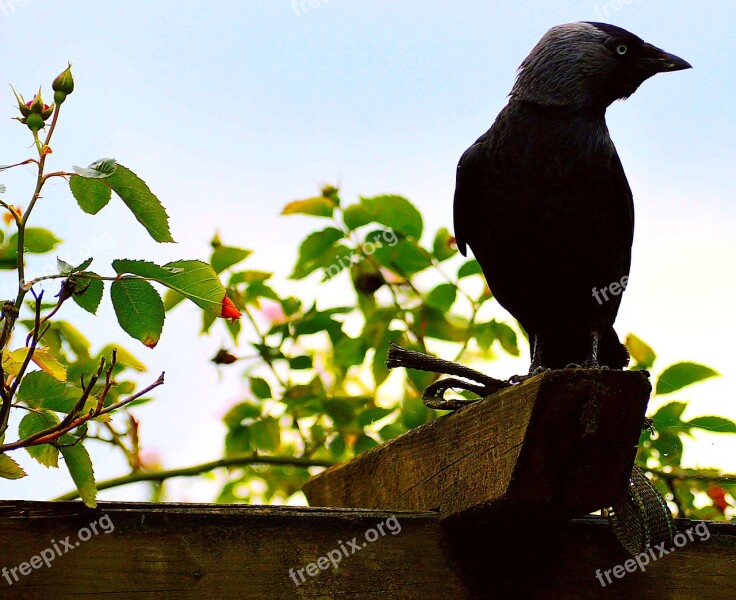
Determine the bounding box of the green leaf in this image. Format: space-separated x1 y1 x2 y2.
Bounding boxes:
626 333 656 369
282 196 336 218
113 259 227 316
401 394 431 429
493 322 519 356
373 239 432 276
345 195 423 238
71 274 104 315
223 402 262 428
224 426 252 457
69 175 112 214
324 398 357 426
358 407 393 428
652 401 687 430
415 308 468 343
17 370 68 409
60 436 96 507
111 278 165 348
211 246 252 274
0 454 26 479
98 344 147 371
458 260 482 279
354 433 379 454
250 417 281 451
433 227 457 261
651 432 683 467
250 377 272 400
686 416 736 434
9 228 61 254
426 284 457 312
104 164 174 243
19 411 60 467
162 289 185 311
229 270 272 285
334 336 367 368
656 362 720 395
291 227 345 279
288 355 313 370
72 158 117 178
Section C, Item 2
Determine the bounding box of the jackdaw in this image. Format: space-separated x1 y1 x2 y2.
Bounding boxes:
453 22 690 376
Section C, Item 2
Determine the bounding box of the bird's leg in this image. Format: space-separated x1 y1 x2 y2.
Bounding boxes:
509 334 547 383
581 330 601 369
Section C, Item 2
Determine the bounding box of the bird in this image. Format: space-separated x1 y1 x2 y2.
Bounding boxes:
453 22 691 378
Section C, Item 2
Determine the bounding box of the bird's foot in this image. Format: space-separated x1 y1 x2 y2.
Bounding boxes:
564 362 609 370
509 365 548 384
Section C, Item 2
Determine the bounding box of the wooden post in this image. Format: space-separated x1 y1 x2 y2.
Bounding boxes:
303 369 651 521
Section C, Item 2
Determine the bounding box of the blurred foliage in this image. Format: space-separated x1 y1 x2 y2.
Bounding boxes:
164 186 735 519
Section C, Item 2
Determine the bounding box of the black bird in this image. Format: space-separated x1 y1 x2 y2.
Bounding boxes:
453 22 691 376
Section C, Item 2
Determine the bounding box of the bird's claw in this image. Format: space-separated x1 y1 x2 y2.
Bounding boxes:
509 365 548 384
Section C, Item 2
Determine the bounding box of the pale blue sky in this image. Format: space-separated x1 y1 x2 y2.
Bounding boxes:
1 1 734 501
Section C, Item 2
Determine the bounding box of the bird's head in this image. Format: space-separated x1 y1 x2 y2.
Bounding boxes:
511 22 691 111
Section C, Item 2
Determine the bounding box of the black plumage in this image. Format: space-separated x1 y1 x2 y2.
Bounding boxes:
454 22 690 374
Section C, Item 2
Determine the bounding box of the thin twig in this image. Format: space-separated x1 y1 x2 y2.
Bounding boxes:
52 453 335 501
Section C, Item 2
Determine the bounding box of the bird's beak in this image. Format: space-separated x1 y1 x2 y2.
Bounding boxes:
640 43 693 73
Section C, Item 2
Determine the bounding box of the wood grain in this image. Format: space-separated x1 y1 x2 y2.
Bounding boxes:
303 369 652 521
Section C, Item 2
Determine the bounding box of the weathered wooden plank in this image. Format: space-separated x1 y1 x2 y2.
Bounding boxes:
449 516 736 599
303 369 651 521
0 501 733 599
0 500 466 599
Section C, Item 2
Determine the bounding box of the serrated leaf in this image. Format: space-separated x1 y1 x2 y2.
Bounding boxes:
111 279 165 348
18 370 68 409
19 411 60 467
71 274 103 314
282 196 336 218
211 246 252 274
57 258 74 275
73 257 94 272
113 259 226 316
60 436 96 507
104 165 174 243
656 362 720 395
69 175 112 214
72 158 117 178
0 454 26 479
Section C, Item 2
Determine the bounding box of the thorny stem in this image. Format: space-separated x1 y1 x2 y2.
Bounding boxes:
0 106 65 435
0 369 165 452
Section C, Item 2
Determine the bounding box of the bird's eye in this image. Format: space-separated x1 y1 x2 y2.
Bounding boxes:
616 44 628 56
